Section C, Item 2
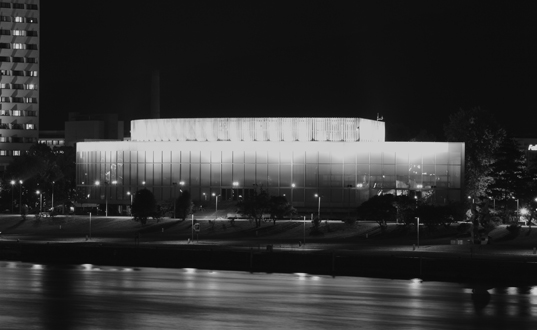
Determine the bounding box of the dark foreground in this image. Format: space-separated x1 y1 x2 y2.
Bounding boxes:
1 241 536 285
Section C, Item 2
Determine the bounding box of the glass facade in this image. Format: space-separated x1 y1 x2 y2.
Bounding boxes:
76 141 464 210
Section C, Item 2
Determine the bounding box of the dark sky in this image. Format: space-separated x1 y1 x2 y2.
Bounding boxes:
40 1 537 139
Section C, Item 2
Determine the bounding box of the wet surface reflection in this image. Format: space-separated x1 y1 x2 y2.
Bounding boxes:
1 262 536 329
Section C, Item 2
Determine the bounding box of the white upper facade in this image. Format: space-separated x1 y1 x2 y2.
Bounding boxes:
131 117 385 143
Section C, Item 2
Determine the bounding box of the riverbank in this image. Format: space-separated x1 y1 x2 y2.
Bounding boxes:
2 214 537 284
1 241 537 285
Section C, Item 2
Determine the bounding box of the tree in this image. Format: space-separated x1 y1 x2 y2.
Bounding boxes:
175 190 193 221
444 107 506 198
356 194 397 227
393 195 417 225
236 187 270 227
131 188 157 225
268 195 296 225
2 143 76 213
488 136 527 202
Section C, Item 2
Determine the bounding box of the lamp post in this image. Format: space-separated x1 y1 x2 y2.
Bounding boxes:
291 183 295 211
36 190 42 212
212 193 219 216
346 184 353 219
19 180 23 214
51 181 55 212
10 180 15 214
314 194 321 220
127 191 133 215
94 180 100 214
172 182 177 218
202 192 206 201
416 217 420 248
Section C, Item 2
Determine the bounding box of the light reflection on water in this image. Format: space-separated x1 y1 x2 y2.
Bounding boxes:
0 261 536 330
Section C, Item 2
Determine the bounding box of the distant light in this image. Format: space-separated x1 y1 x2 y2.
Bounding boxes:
416 184 423 189
233 181 239 186
291 183 295 188
356 183 363 188
179 181 185 186
520 208 529 215
112 180 118 184
95 180 100 186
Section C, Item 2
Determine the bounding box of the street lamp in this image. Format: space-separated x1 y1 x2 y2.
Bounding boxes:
212 192 219 216
51 181 55 213
10 180 15 214
291 183 295 213
95 181 101 215
314 194 321 220
19 180 23 214
127 191 133 215
346 184 353 218
36 190 42 212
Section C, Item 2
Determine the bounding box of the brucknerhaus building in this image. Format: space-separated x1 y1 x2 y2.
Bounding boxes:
76 117 464 216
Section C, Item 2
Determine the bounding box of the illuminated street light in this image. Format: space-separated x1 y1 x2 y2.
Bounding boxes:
291 183 295 214
127 191 133 215
10 180 15 214
51 181 55 213
36 190 42 212
314 194 321 220
212 192 220 216
19 180 23 214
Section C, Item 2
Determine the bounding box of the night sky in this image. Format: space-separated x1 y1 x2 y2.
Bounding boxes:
39 1 537 139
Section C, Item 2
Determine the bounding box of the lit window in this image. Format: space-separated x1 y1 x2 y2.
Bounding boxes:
12 30 26 36
0 97 9 102
12 110 22 116
14 17 24 23
12 43 24 49
24 98 37 103
0 110 9 116
0 137 7 143
26 124 35 130
25 84 37 90
13 150 21 156
27 71 38 77
0 83 6 89
0 150 6 156
27 17 37 23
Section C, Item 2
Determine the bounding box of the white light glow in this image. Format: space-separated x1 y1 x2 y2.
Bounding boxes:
131 118 385 142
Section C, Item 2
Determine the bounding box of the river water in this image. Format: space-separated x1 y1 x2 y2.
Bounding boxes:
1 261 536 329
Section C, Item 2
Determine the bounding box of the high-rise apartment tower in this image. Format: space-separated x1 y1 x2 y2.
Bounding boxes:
0 0 39 172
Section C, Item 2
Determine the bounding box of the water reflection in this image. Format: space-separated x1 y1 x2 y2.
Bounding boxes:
1 262 537 329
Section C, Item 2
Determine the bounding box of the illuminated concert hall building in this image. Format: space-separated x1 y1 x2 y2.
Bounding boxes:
76 117 464 215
